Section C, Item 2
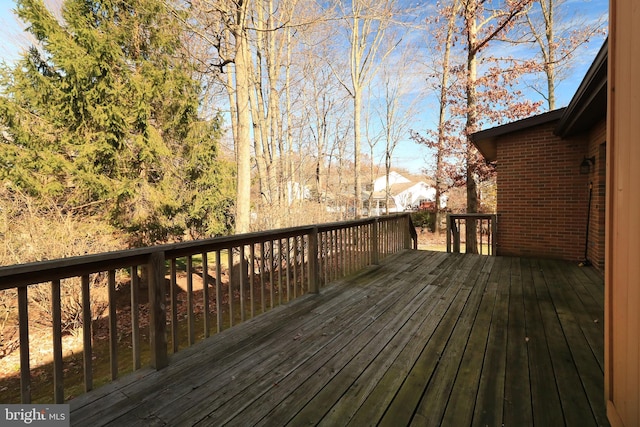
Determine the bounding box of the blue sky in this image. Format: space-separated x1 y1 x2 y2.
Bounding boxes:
0 0 609 176
389 0 610 175
0 2 27 64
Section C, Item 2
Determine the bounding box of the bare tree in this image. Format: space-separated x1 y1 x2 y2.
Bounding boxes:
461 0 535 252
432 0 460 232
335 0 400 218
373 54 422 215
524 0 606 110
183 0 253 233
249 0 295 227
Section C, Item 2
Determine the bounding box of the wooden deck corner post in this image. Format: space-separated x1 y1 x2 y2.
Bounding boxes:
491 214 497 256
308 227 320 294
452 219 460 253
404 214 412 250
372 218 379 265
148 251 168 370
446 214 451 253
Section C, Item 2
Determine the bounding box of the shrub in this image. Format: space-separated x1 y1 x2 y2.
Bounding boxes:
27 276 111 334
0 185 124 266
411 211 436 233
0 186 125 334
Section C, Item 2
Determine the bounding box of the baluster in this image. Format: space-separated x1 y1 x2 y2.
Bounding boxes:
321 232 327 286
300 237 306 294
51 279 63 403
342 228 346 277
286 237 291 302
293 237 299 298
81 275 93 392
269 240 275 308
170 260 178 352
131 266 141 367
215 250 222 333
239 245 246 322
479 218 483 255
186 256 195 346
355 227 360 270
278 239 283 304
250 243 256 318
202 252 210 337
334 230 339 278
346 228 352 275
81 274 93 393
260 242 266 312
108 269 117 380
309 228 319 294
227 248 234 327
373 219 379 265
18 286 30 403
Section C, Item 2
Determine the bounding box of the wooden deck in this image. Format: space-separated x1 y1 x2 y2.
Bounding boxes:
70 250 607 426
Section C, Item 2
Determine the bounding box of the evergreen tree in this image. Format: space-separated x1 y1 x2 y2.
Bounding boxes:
0 0 234 245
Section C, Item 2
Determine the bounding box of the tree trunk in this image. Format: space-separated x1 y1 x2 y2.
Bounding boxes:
385 154 391 215
234 29 252 234
354 93 362 218
545 0 556 110
465 1 479 254
435 0 460 235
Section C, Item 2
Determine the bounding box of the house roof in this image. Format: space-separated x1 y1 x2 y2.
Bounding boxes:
469 109 566 162
470 38 608 162
554 39 608 137
370 181 430 200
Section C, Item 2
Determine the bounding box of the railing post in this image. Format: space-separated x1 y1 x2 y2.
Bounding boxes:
372 218 379 265
148 251 168 370
308 227 320 294
404 215 411 249
491 214 497 256
446 214 451 253
407 214 418 250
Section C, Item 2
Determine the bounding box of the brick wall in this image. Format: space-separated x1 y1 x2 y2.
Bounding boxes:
496 120 592 262
586 119 606 270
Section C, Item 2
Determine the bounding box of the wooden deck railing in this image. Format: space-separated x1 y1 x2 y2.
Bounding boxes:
0 213 416 404
446 213 497 256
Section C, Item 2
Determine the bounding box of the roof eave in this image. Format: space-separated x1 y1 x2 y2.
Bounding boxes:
469 109 566 162
555 39 608 137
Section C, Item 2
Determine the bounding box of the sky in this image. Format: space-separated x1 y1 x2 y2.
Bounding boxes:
0 0 609 177
0 2 26 64
388 0 609 175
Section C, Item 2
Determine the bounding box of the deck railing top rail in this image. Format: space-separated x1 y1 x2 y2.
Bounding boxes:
0 213 416 289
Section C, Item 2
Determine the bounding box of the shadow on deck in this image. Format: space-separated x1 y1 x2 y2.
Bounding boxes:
70 250 607 426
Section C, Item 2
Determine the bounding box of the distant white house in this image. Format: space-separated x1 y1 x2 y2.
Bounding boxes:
367 172 440 215
371 171 411 192
286 181 311 205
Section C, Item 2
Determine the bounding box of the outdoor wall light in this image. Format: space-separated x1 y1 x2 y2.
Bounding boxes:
580 156 595 174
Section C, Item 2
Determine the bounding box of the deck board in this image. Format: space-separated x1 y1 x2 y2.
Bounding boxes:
473 256 510 425
70 250 607 426
525 258 568 426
